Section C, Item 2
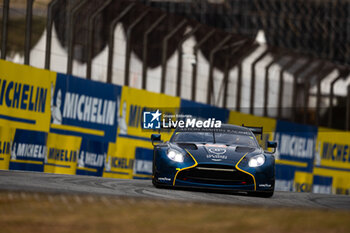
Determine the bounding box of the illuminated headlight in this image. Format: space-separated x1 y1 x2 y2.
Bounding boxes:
248 154 265 167
167 149 184 163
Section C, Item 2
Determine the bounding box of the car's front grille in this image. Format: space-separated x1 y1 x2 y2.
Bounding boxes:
176 164 254 186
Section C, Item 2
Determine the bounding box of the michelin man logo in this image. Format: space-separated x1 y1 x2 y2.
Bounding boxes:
104 155 111 172
44 152 48 163
78 152 85 168
143 110 161 129
273 133 280 160
10 145 16 161
118 100 128 135
51 84 62 125
314 141 321 166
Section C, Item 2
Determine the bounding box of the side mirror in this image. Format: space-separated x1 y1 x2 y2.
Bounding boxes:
151 134 162 146
266 141 277 153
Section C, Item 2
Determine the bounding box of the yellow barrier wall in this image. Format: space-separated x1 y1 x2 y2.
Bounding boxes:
103 86 180 179
0 126 15 170
1 59 350 195
0 60 56 132
315 128 350 194
44 133 81 175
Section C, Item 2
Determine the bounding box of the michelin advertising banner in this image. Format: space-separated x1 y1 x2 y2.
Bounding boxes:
0 60 56 132
44 132 81 175
274 120 318 192
9 129 47 172
104 142 134 179
77 139 108 177
1 60 350 195
50 73 122 143
314 128 350 195
0 126 15 170
103 86 180 179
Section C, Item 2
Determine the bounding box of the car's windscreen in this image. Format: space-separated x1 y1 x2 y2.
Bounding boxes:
171 131 258 147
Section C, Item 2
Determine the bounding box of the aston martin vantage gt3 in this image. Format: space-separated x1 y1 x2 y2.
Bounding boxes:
151 124 277 197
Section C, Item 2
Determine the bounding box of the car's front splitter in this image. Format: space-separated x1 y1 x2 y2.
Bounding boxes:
173 179 256 191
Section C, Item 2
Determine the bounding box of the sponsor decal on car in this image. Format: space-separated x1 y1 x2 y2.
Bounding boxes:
158 177 171 182
259 184 272 188
208 148 227 155
207 154 228 161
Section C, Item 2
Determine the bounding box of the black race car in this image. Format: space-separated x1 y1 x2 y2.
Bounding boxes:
151 124 277 197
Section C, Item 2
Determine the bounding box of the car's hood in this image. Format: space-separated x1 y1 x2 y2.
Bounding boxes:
179 143 260 165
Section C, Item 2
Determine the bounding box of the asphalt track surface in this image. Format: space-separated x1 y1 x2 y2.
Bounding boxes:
1 170 350 210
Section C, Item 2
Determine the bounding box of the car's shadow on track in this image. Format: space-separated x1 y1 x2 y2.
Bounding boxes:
155 185 271 198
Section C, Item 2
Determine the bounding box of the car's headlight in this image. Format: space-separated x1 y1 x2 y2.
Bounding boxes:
167 149 184 163
248 154 265 167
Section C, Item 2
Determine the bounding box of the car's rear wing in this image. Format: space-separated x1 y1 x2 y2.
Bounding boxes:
242 125 263 140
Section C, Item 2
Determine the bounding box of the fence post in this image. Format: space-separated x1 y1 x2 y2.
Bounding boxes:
1 0 10 59
315 65 335 126
347 85 350 130
291 58 312 121
328 75 343 127
328 68 349 127
67 0 89 75
263 52 284 117
176 25 201 97
236 64 242 111
106 3 135 83
124 10 150 86
45 0 59 70
277 55 298 119
191 29 215 101
86 0 113 79
24 0 34 65
142 14 167 90
301 62 325 124
221 40 251 108
207 35 231 105
250 49 270 114
161 19 187 93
